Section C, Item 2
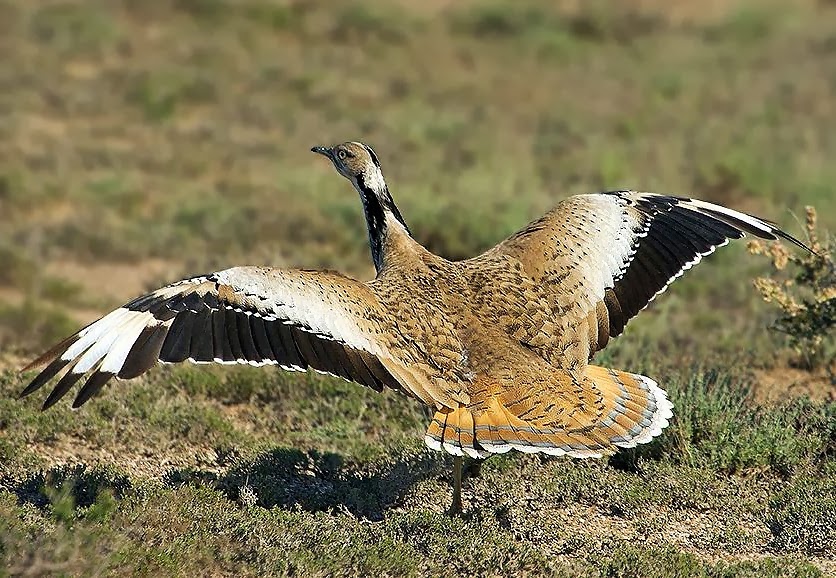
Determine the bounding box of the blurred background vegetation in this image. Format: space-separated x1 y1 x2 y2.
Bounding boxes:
0 0 834 576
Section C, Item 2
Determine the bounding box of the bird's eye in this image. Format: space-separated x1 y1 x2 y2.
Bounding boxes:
337 149 347 160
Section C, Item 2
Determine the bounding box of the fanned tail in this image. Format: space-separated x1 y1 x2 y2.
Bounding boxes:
425 365 673 458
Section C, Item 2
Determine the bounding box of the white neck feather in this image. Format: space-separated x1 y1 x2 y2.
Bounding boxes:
362 166 388 198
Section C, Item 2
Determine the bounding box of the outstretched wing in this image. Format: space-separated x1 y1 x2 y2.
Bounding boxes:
491 191 809 363
19 267 412 409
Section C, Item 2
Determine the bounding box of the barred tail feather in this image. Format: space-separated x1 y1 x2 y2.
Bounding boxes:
424 366 673 458
583 366 673 449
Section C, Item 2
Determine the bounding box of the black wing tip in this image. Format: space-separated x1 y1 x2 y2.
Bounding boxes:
607 192 817 255
18 377 40 399
72 371 116 408
773 228 815 255
41 388 65 411
673 197 815 255
18 357 72 401
17 386 36 400
19 335 79 373
744 212 815 255
733 215 815 255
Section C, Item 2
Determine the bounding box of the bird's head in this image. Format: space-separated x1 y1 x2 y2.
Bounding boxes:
311 141 410 271
311 141 386 195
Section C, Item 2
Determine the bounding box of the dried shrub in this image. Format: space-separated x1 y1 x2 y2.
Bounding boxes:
748 207 836 369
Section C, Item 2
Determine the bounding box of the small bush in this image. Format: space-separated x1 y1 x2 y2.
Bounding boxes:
748 207 836 369
14 464 131 515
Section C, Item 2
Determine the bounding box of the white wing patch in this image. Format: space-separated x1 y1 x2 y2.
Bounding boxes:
21 267 396 408
100 314 158 374
215 268 384 357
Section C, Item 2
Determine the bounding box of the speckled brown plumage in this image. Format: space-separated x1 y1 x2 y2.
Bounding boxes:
19 141 810 513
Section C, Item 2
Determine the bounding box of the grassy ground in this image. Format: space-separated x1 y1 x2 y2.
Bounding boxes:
0 0 834 576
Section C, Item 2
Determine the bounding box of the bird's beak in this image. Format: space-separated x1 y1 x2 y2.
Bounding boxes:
311 145 332 160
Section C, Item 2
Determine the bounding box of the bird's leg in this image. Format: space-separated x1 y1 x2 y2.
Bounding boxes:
448 456 463 516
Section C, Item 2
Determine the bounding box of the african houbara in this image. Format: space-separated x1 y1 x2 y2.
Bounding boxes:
20 142 809 514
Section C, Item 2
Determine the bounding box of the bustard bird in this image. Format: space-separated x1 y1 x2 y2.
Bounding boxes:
19 141 809 514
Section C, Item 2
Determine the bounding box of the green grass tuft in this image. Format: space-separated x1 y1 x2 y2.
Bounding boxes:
647 371 834 476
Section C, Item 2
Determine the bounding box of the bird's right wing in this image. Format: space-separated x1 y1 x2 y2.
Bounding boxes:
19 266 468 410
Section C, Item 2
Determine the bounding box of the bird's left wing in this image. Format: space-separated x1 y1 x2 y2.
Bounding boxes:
487 191 809 363
19 266 408 409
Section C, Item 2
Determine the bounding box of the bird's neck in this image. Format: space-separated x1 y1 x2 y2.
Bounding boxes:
353 171 411 273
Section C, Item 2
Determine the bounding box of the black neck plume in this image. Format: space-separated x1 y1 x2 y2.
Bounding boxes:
355 174 410 272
